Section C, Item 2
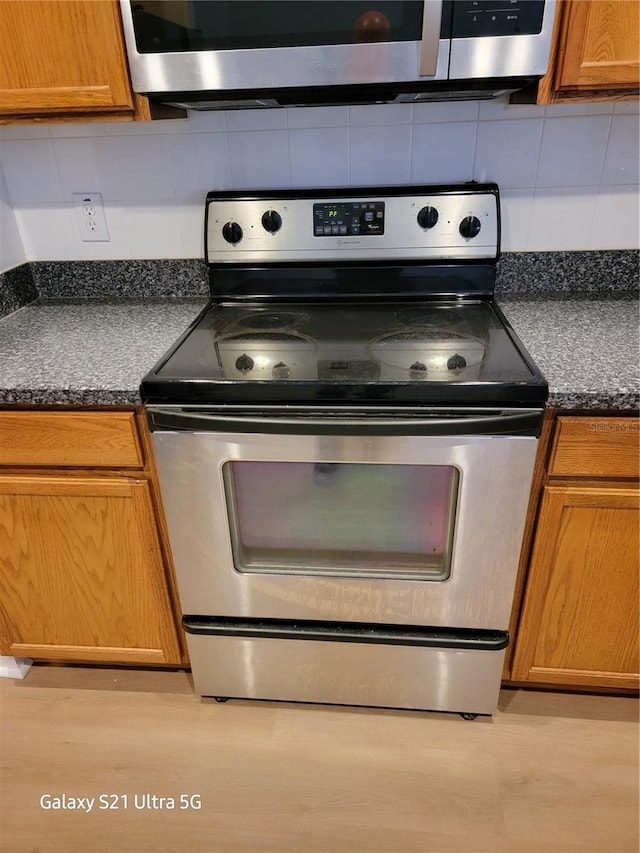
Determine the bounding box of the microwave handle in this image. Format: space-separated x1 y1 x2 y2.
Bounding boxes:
419 0 444 76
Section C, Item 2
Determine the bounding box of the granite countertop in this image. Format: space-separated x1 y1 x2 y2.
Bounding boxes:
0 293 637 410
497 293 639 410
0 298 207 405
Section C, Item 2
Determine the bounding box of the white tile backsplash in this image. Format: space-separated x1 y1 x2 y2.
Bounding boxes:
75 203 133 260
53 137 119 200
175 110 228 133
106 115 194 134
528 188 599 251
125 202 185 259
543 101 614 117
478 97 544 122
499 189 534 251
1 139 64 204
14 204 76 260
228 130 291 188
350 124 411 185
601 115 640 186
413 101 479 124
109 135 176 201
49 122 115 138
613 101 640 115
289 127 349 187
411 122 476 184
591 186 640 250
167 132 231 200
349 104 413 126
474 119 543 188
536 116 611 188
176 202 206 258
0 168 25 272
2 102 638 259
0 124 51 140
226 109 287 132
286 106 349 128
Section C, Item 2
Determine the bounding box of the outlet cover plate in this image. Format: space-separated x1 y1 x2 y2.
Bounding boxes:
72 192 110 242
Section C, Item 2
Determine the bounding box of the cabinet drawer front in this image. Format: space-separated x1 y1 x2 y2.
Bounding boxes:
0 411 143 468
550 416 639 478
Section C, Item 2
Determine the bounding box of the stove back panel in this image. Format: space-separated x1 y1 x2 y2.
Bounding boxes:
205 184 500 270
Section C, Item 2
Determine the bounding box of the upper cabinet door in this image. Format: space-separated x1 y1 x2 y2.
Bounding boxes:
557 0 640 91
0 0 136 115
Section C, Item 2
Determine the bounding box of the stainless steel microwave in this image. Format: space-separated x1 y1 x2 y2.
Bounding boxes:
120 0 556 109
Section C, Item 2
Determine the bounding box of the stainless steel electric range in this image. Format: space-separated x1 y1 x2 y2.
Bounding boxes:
142 183 547 718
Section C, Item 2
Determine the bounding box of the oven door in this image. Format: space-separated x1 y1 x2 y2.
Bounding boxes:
149 405 540 631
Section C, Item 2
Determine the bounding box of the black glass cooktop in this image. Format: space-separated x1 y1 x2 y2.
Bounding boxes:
142 299 547 407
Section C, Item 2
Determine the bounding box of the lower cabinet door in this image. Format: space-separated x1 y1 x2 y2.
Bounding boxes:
0 475 181 665
512 484 640 689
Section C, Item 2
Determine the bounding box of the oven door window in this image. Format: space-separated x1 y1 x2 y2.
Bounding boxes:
223 462 458 581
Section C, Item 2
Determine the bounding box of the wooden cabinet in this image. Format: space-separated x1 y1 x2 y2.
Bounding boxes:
0 0 152 122
0 410 143 468
539 0 640 103
0 409 184 665
511 414 639 690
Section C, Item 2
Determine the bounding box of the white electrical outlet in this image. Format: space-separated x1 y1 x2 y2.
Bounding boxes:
72 192 110 242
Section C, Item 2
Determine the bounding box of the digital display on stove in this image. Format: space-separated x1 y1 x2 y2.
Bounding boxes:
313 202 385 237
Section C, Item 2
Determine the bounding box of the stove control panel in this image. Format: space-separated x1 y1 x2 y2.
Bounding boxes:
313 201 385 237
206 184 499 265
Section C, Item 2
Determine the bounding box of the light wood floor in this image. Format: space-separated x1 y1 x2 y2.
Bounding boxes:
0 665 638 853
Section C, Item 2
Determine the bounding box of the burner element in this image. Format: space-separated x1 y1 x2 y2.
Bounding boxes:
240 312 305 330
395 307 471 331
394 306 481 341
396 307 440 326
370 331 486 382
225 332 308 343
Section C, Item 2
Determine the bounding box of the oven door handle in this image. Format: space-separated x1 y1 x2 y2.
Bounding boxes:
147 408 542 437
419 0 443 76
183 616 509 651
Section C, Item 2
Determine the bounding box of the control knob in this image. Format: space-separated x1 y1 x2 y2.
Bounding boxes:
417 206 438 230
261 209 282 234
409 361 427 379
447 353 467 371
235 353 254 373
222 221 243 245
459 216 481 239
272 361 290 379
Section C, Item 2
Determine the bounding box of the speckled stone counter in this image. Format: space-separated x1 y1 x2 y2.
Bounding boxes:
497 294 639 410
0 299 207 405
0 293 637 409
